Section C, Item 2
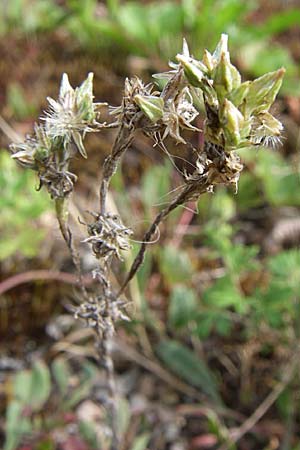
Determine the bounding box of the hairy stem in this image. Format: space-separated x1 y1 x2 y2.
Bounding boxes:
55 198 88 299
100 121 135 214
99 327 119 450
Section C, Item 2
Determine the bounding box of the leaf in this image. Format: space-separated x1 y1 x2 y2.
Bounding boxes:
12 360 51 411
36 440 55 450
14 370 32 405
157 340 221 403
267 250 300 285
259 9 300 37
159 245 193 285
224 244 259 274
130 433 150 450
168 285 197 328
196 311 233 338
64 380 93 410
255 151 300 207
116 397 131 438
73 131 87 158
236 171 263 210
141 163 171 211
117 3 152 46
203 275 247 314
4 400 31 450
79 421 99 449
52 357 71 397
30 360 51 410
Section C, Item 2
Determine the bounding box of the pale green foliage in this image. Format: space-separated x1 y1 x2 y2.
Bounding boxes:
0 151 50 260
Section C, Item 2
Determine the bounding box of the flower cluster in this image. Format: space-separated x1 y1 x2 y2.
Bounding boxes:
11 73 103 198
129 35 284 156
83 213 133 261
43 72 103 158
73 294 129 336
176 34 284 151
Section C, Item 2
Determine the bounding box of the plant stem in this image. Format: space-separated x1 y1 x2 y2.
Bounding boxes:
100 121 136 214
99 327 119 450
0 270 93 296
118 176 209 296
55 197 88 299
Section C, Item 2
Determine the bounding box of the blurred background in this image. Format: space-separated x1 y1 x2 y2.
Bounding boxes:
1 1 300 449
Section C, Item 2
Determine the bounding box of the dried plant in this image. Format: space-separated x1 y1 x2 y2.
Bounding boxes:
10 34 284 450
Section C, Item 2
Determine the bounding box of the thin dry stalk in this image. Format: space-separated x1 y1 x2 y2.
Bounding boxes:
100 121 136 214
55 198 88 299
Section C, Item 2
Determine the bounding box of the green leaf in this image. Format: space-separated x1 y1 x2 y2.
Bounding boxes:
255 151 300 207
224 244 259 274
117 3 152 47
259 9 300 37
30 360 51 410
63 380 93 410
52 357 71 397
141 163 171 211
14 370 32 405
130 433 151 450
116 397 131 438
203 275 247 314
196 311 233 338
168 285 197 328
13 360 51 411
159 245 193 285
36 440 55 450
4 400 31 450
79 421 99 449
157 340 221 403
267 249 300 284
7 83 37 120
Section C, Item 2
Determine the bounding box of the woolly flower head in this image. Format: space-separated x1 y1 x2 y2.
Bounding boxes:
11 124 52 169
175 34 285 152
43 73 104 158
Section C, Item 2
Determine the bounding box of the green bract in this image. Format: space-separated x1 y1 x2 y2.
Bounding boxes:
11 73 103 199
176 34 285 151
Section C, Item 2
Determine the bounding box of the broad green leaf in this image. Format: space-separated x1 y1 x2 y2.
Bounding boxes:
116 397 131 438
130 433 151 450
79 421 99 449
255 151 300 207
268 250 300 284
196 311 233 338
224 244 259 274
14 370 32 405
159 245 193 285
52 357 71 396
235 171 263 210
168 285 197 328
157 340 221 403
259 9 300 37
30 360 51 410
64 380 93 410
36 440 55 450
4 400 31 450
203 275 247 314
141 163 171 211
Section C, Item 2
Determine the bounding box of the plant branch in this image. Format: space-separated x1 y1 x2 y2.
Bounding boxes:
0 270 94 296
55 198 88 299
118 176 209 296
100 121 136 214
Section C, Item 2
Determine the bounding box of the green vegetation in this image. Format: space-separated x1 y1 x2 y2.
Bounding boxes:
1 1 300 449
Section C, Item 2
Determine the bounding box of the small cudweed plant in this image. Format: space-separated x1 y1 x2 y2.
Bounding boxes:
10 34 284 450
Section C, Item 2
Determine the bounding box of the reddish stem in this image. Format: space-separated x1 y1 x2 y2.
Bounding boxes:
0 270 94 296
171 202 196 248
